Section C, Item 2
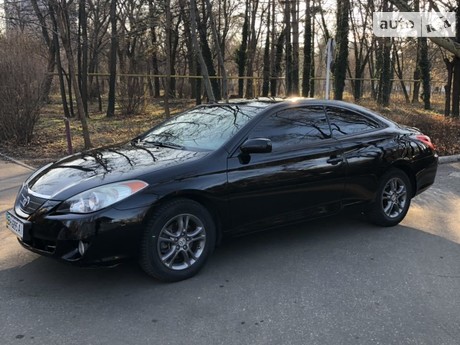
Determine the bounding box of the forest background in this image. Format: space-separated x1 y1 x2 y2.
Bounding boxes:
0 0 459 166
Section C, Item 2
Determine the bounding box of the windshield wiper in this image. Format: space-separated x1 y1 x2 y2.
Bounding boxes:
142 140 185 150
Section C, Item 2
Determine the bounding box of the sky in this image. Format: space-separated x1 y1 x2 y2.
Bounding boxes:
0 1 4 34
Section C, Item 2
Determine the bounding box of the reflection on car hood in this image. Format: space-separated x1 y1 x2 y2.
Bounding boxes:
27 143 208 199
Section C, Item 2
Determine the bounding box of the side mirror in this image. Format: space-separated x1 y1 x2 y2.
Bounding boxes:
240 138 272 154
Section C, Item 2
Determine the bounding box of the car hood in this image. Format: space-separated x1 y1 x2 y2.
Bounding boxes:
26 143 209 200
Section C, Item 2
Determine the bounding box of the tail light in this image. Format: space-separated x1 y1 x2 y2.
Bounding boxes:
414 134 435 150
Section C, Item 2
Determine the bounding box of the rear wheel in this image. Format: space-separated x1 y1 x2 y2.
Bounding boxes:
140 199 216 281
367 169 412 227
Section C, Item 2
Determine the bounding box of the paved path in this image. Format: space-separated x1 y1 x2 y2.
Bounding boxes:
0 158 459 345
0 161 32 217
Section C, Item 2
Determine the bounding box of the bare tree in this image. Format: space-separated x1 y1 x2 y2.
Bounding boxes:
389 0 460 58
348 0 372 101
245 0 260 99
302 0 312 97
106 0 117 118
190 0 215 102
204 0 228 101
50 0 92 149
164 0 172 117
334 0 349 100
236 0 250 97
262 0 271 97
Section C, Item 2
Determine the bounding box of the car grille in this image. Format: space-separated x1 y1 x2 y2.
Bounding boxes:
16 187 47 215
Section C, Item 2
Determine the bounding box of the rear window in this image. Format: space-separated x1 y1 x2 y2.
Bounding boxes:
326 107 380 137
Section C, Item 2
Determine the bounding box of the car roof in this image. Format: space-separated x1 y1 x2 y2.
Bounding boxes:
206 98 392 124
210 98 367 111
194 98 395 130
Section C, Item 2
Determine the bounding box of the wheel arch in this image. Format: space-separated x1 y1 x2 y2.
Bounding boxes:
389 161 417 197
143 191 225 246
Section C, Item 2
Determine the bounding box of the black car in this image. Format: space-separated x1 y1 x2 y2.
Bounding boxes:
6 99 438 281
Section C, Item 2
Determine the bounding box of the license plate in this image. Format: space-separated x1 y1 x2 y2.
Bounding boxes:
6 211 24 239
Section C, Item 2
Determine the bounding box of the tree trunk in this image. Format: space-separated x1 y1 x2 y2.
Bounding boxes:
168 14 182 99
334 0 349 100
65 68 75 117
269 0 277 97
291 0 300 95
237 0 250 97
452 4 460 117
262 1 271 97
284 0 292 96
78 0 88 116
106 0 117 117
302 0 312 97
178 0 196 100
49 6 70 118
190 0 215 102
204 0 228 101
444 58 454 117
419 37 431 109
393 43 410 103
453 57 460 117
369 42 377 100
309 14 315 98
196 60 202 104
164 0 172 117
30 0 55 103
149 0 161 98
245 0 259 99
197 1 220 100
272 29 285 97
349 0 372 101
378 37 392 106
51 0 92 149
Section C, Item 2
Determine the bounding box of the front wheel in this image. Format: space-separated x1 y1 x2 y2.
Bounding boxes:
140 199 216 282
367 169 412 227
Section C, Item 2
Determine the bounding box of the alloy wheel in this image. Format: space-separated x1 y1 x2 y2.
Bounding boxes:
381 177 407 219
157 214 206 271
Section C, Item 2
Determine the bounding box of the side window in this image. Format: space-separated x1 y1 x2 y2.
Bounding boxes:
326 107 380 137
249 107 331 152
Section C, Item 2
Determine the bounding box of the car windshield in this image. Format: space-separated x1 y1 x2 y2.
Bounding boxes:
140 104 266 151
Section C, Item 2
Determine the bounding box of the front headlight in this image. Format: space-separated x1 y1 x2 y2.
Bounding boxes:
57 180 148 214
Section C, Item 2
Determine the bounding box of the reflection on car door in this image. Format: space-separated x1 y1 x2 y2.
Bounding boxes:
226 106 346 233
326 106 388 204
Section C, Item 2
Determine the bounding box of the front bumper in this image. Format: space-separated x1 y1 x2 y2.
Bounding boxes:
10 205 151 266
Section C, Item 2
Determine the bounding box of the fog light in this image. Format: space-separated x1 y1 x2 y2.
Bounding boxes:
78 241 88 256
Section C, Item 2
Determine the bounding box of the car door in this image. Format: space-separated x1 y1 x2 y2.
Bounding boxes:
226 106 346 233
325 106 388 204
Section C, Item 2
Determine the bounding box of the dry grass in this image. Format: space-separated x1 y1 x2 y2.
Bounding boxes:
0 99 192 167
0 96 459 167
355 96 460 156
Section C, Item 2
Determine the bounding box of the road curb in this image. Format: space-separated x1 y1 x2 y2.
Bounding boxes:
0 152 35 171
439 154 460 164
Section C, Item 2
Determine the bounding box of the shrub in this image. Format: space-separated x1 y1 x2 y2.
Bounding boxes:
117 75 146 116
0 33 47 144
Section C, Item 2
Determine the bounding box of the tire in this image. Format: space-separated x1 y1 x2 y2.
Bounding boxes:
139 199 216 282
367 169 412 227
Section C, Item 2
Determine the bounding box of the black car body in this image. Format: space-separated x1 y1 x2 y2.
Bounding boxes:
6 99 438 281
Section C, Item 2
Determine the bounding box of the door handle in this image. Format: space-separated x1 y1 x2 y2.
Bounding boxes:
327 156 343 165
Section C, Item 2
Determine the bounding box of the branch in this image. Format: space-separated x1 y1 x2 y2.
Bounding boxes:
388 0 460 58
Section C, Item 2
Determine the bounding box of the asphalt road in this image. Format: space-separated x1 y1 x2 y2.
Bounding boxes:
1 159 460 345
